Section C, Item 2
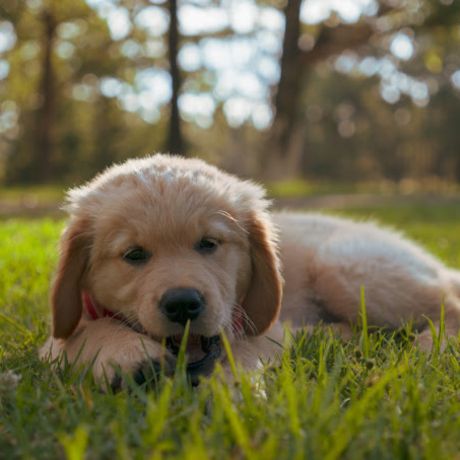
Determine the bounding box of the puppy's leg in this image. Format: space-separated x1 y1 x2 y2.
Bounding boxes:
415 294 460 351
311 232 460 348
40 318 175 390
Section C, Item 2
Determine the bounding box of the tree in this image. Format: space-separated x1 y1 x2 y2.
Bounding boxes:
265 3 381 178
265 0 460 179
266 0 302 176
1 0 164 183
35 8 57 182
2 0 108 182
165 0 184 155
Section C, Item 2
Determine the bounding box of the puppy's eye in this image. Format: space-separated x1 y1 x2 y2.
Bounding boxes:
195 237 219 254
123 247 151 265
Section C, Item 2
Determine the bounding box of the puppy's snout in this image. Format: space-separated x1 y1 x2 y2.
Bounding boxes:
159 288 205 325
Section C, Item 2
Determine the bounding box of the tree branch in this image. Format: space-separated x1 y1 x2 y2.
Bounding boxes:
301 22 375 66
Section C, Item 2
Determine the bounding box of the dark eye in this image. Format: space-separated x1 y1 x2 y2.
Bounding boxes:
195 237 219 254
122 247 151 265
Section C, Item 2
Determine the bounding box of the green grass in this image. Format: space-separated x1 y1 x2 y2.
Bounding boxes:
1 205 460 460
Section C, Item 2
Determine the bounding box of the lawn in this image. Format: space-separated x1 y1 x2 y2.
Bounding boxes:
1 203 460 459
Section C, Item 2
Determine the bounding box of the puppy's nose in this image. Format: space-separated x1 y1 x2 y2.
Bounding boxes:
159 288 205 325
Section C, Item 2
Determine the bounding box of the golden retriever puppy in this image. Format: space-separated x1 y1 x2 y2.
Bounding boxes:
40 154 460 388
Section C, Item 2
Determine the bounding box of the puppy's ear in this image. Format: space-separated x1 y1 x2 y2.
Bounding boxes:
242 212 282 336
51 218 90 339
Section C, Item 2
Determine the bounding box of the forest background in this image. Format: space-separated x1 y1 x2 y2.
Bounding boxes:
1 0 460 188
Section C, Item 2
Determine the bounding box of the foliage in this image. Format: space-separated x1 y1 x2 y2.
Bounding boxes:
1 205 460 459
0 0 168 183
1 1 460 183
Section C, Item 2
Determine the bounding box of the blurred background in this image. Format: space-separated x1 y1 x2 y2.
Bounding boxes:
1 0 460 215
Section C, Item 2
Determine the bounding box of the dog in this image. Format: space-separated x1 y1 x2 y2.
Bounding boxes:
40 154 460 389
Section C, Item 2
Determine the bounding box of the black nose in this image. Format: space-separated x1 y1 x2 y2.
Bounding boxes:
159 288 205 325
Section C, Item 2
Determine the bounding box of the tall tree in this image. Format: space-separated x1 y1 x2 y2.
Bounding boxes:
268 0 302 168
2 0 143 183
35 8 57 182
166 0 184 155
265 0 460 179
265 8 375 177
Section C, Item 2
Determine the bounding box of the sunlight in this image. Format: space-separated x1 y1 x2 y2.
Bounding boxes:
229 0 258 34
106 7 131 40
301 0 377 24
135 6 169 36
179 93 215 128
451 69 460 89
390 33 415 61
100 77 123 98
178 43 201 72
83 0 380 128
81 0 443 128
87 0 131 40
0 21 16 54
0 60 9 80
179 4 228 35
135 69 172 106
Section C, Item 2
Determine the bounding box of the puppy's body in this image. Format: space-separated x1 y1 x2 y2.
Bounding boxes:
40 155 460 387
276 213 460 344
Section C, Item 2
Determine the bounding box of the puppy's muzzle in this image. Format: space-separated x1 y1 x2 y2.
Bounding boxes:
159 288 205 325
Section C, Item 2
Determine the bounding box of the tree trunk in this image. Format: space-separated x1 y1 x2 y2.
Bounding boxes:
265 1 377 179
272 0 303 155
166 0 184 155
35 9 56 183
263 0 304 179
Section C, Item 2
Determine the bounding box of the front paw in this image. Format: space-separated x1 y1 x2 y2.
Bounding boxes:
110 358 175 392
92 336 175 390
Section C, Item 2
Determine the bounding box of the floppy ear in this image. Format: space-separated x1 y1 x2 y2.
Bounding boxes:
242 212 283 336
51 218 90 339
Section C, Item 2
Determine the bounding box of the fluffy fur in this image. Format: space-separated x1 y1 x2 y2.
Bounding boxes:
40 155 460 387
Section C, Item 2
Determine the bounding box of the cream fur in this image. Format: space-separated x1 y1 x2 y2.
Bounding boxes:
40 154 460 387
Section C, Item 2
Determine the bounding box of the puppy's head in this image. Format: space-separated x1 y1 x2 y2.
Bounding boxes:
51 155 282 348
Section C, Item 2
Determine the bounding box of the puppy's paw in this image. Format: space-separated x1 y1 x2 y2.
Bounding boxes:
92 335 175 390
415 329 435 352
415 328 454 353
109 358 174 392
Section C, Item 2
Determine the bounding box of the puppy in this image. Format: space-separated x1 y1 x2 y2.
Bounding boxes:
40 154 460 388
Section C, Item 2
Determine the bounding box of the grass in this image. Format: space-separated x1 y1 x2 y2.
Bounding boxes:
0 186 64 219
266 178 460 199
0 186 64 211
1 205 460 459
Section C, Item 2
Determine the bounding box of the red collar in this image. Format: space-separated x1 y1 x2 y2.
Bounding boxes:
82 292 116 320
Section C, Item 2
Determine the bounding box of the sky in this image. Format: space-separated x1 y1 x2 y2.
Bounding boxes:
0 0 456 131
